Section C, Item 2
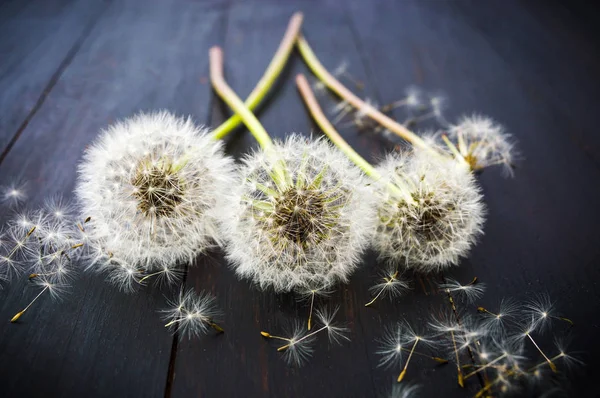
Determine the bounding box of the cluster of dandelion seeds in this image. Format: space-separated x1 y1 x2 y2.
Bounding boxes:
376 278 580 396
0 195 85 321
261 306 349 366
372 149 486 272
222 134 375 293
75 111 236 290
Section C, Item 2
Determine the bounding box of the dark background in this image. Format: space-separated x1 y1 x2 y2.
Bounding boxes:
0 0 599 397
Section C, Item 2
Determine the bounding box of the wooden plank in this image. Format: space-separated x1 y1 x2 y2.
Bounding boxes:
346 0 600 396
0 1 225 396
0 0 105 157
171 1 455 397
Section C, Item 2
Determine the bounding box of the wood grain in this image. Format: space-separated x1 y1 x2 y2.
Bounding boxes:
0 0 106 156
0 0 598 397
0 1 225 397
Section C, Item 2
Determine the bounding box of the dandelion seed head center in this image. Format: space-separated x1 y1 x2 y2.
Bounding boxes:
131 157 186 218
266 187 338 246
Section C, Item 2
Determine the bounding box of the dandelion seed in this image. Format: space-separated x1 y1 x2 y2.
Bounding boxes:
138 263 183 286
377 323 447 369
389 383 421 398
523 293 573 330
161 288 223 339
1 181 27 206
10 277 67 322
43 196 74 222
381 86 425 113
514 319 557 373
477 298 518 336
265 322 316 366
297 284 332 330
438 277 486 303
429 313 473 387
263 306 349 366
365 265 409 307
382 321 432 383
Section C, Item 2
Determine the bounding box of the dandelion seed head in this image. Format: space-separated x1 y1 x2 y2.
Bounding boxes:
75 112 236 283
373 150 485 271
223 135 375 292
449 114 517 175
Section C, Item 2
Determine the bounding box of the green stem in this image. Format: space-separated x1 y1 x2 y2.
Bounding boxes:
210 46 274 150
210 12 303 140
296 74 412 202
210 46 287 186
296 36 440 157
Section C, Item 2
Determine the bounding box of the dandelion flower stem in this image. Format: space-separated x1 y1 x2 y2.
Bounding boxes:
210 12 303 140
10 285 48 322
296 74 409 201
398 338 419 382
441 134 470 168
277 325 327 351
296 36 438 155
525 333 557 373
209 46 287 187
209 47 273 151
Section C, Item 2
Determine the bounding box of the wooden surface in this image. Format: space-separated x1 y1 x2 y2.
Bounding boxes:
0 0 598 397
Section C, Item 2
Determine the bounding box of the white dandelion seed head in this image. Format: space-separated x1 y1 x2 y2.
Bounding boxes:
449 114 517 175
222 134 376 293
75 111 236 281
373 150 486 272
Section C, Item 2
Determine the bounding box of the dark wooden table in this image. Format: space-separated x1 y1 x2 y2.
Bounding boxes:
1 0 598 397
